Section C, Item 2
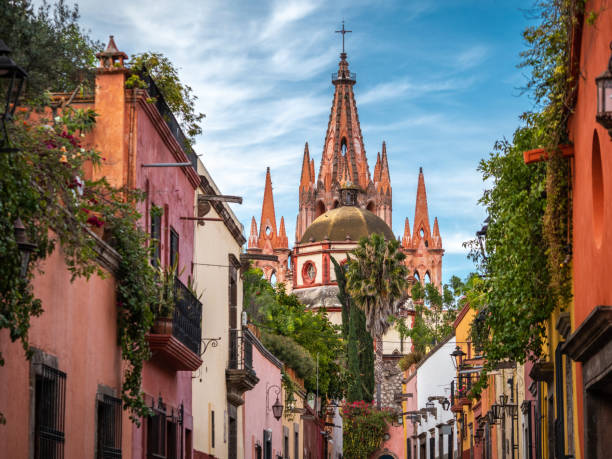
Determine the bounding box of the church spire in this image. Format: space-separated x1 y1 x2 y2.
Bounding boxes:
277 216 288 248
248 217 258 249
402 217 411 248
300 142 312 192
432 217 442 248
412 167 432 243
317 42 370 190
373 152 382 183
259 167 278 242
380 141 391 194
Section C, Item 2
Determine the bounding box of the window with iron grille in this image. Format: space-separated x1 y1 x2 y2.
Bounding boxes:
97 394 122 459
169 228 179 267
147 409 166 459
34 364 66 459
151 205 162 267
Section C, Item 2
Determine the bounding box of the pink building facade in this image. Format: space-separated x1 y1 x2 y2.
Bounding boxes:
0 36 203 459
243 330 284 459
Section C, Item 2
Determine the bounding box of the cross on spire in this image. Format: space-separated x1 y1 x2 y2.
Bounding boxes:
335 21 352 54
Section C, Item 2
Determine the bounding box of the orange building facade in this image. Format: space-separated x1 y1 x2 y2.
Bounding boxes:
562 2 612 457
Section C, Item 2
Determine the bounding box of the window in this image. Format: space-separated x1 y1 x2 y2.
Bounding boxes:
169 228 179 267
147 409 166 458
34 364 66 459
97 394 122 459
294 426 299 459
264 430 272 459
151 205 162 267
302 262 316 285
211 410 215 448
284 427 289 459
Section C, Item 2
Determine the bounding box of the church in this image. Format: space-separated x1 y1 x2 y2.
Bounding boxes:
246 45 445 358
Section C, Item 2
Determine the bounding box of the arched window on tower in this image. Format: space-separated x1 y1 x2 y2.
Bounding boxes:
316 200 326 218
269 271 277 286
425 271 431 284
413 271 420 284
341 137 347 157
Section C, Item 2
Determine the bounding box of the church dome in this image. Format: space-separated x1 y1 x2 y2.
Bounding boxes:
300 205 395 244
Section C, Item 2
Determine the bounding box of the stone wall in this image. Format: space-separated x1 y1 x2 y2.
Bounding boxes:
381 355 404 411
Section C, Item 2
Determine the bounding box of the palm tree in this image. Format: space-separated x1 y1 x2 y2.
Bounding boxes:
346 233 408 407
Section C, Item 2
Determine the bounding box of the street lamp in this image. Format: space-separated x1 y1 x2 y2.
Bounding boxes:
595 41 612 138
13 217 36 279
441 398 450 411
272 395 284 421
451 345 467 369
0 39 27 153
266 384 284 421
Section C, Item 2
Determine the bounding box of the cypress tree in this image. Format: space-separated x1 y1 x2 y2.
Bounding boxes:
332 256 374 402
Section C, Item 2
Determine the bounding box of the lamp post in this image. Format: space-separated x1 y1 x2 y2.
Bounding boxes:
595 41 612 138
0 39 27 153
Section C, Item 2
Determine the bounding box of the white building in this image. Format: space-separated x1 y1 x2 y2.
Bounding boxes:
415 335 458 459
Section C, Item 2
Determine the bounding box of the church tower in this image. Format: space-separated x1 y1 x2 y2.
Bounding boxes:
295 51 392 242
401 167 443 287
247 167 291 286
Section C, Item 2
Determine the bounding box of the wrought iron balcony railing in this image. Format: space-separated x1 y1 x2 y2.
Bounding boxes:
172 277 202 355
228 328 254 371
331 71 356 83
141 74 198 170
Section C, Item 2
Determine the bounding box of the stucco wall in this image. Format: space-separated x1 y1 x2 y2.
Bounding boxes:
192 160 244 458
243 344 283 459
0 244 126 458
416 336 457 459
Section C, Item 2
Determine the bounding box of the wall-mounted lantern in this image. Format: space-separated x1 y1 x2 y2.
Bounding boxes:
596 41 612 139
0 39 27 153
14 217 36 279
451 345 466 369
266 384 284 421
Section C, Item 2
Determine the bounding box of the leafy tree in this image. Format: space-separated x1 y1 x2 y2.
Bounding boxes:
0 0 102 105
345 233 407 403
243 268 345 400
332 257 374 403
130 52 205 146
466 120 553 367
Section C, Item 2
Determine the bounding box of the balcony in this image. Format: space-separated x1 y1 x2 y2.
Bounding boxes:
331 71 356 83
147 277 203 371
226 328 259 406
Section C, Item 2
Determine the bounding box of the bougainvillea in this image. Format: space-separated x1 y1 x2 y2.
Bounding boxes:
342 401 397 459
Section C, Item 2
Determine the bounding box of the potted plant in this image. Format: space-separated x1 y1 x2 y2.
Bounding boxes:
151 262 178 334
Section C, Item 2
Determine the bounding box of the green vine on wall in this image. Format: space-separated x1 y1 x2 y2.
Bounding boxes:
0 108 163 424
465 0 584 396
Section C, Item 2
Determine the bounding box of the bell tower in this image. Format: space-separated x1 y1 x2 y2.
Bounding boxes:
247 168 291 287
295 48 392 242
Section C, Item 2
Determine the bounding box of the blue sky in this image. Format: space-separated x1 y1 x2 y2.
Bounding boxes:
75 0 537 284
